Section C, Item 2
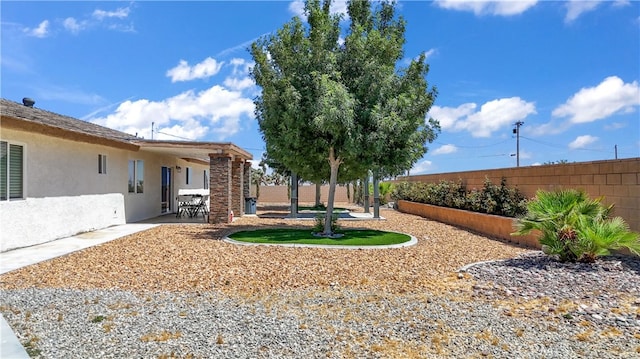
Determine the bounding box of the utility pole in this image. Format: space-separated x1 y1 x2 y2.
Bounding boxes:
513 121 524 167
614 145 618 159
151 122 154 140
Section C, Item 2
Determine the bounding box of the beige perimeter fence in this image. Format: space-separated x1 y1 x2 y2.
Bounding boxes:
255 158 639 232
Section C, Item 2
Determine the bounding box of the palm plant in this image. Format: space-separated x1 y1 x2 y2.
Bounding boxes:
513 189 639 263
575 216 640 262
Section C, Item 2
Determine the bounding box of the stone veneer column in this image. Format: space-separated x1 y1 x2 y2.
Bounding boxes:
231 159 244 216
209 154 232 223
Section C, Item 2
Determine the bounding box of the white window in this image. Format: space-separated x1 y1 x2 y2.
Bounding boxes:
203 170 209 189
0 141 24 201
128 160 144 193
98 154 107 174
186 167 192 185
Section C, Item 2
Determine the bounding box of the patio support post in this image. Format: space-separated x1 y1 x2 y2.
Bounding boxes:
209 154 232 223
232 159 244 216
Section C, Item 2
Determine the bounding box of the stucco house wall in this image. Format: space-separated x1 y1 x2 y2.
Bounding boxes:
0 127 210 251
1 98 247 252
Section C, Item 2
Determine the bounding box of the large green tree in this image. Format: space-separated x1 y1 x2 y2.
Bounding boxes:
341 0 439 216
251 0 438 234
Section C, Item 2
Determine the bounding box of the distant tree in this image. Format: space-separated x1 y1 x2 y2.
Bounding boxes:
543 160 570 165
251 167 266 198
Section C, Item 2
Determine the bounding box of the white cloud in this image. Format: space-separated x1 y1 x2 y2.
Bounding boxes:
432 144 458 155
229 58 253 76
552 76 640 124
24 20 49 38
604 122 627 130
289 0 348 19
410 160 433 175
435 0 538 16
289 0 306 18
155 120 210 141
63 17 85 34
569 135 598 149
613 0 630 7
93 7 131 20
222 58 256 91
428 103 476 130
430 97 536 138
224 77 255 91
92 85 254 141
166 57 224 83
528 119 571 136
565 0 601 23
424 48 438 59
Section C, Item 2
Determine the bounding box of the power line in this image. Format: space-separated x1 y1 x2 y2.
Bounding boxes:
434 138 511 148
154 131 195 141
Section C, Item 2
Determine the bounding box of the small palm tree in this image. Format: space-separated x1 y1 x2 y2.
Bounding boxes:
513 189 639 263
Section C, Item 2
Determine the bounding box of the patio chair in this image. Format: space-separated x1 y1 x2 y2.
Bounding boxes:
193 195 209 221
176 195 195 218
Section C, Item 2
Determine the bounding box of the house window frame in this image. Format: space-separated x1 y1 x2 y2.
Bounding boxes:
0 140 26 201
186 167 192 185
128 159 144 194
98 154 107 174
203 169 209 190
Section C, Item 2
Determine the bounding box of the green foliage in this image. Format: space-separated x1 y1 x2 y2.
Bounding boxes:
513 189 640 262
391 177 527 218
91 315 106 323
368 181 395 205
250 0 439 234
313 213 339 234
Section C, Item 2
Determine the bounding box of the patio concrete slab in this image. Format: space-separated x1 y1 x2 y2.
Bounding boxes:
0 223 158 275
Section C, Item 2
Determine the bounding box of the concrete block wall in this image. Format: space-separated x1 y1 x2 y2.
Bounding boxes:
255 185 351 204
400 158 640 232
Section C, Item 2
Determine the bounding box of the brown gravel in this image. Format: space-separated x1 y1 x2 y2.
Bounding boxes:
0 205 531 296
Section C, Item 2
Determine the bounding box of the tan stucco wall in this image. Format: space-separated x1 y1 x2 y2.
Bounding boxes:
1 127 210 249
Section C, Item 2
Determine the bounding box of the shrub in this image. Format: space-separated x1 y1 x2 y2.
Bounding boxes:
391 177 527 218
513 189 640 262
367 182 395 205
313 213 339 234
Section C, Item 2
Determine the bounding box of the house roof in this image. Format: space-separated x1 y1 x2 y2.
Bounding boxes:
0 98 252 161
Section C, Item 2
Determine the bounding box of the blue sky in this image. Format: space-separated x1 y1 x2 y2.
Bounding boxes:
2 1 639 174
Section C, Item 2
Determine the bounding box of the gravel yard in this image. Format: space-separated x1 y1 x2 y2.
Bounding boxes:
1 206 639 358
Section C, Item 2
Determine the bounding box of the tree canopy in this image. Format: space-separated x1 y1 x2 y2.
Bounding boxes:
250 0 439 234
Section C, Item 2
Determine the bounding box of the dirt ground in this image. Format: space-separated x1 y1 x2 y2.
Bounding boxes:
0 204 532 296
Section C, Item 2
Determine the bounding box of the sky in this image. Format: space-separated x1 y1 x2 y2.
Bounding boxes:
2 0 639 175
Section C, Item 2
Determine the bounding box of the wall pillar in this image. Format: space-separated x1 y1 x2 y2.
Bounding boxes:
209 154 232 223
232 159 244 216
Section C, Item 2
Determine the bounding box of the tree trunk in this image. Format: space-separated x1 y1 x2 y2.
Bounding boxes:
346 182 351 202
315 182 321 207
373 170 380 218
363 173 370 214
290 172 298 219
324 147 341 235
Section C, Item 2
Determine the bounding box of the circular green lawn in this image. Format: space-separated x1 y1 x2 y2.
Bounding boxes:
227 228 412 246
